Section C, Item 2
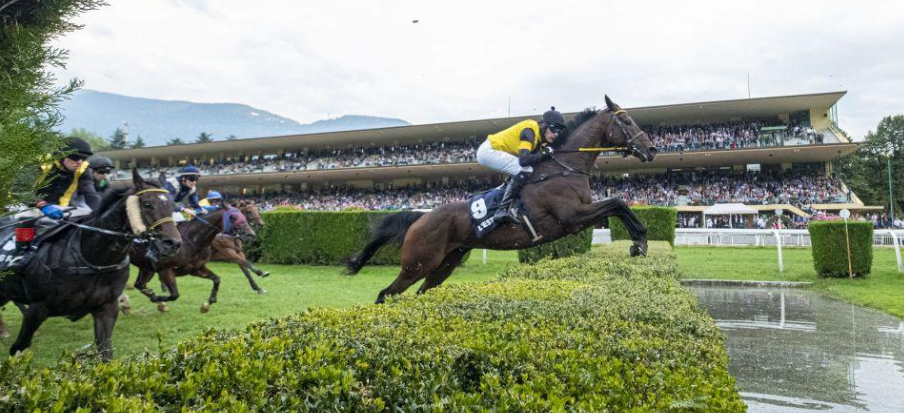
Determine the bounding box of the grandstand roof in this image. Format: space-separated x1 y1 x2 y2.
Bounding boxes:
99 91 847 162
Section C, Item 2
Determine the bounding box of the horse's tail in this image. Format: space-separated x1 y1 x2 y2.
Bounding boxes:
345 211 425 275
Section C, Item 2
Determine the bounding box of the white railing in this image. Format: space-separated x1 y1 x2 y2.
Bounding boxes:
593 228 904 247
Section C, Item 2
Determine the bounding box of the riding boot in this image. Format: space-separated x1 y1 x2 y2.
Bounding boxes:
492 172 529 224
8 221 37 272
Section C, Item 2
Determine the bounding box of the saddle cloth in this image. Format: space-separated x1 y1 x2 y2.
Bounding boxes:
467 187 529 239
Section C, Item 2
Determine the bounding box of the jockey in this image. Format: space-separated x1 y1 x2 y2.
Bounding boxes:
9 137 99 270
198 190 223 212
87 155 115 194
165 165 202 222
476 106 567 224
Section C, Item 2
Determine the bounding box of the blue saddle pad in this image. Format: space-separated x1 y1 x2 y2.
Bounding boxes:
468 188 528 238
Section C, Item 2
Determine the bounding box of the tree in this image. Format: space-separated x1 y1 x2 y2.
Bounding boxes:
131 135 146 149
108 127 128 149
69 127 109 151
167 138 185 146
837 115 904 216
0 0 106 210
226 134 238 141
196 132 214 143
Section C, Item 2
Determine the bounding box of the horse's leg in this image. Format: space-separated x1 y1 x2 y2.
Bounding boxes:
221 248 266 294
0 299 9 340
118 293 131 315
571 198 648 256
376 243 446 304
92 300 120 361
417 248 470 294
157 268 181 302
238 263 266 294
246 262 270 278
134 267 168 311
9 304 49 357
193 266 221 313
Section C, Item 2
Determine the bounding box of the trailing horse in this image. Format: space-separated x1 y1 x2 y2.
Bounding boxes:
348 96 657 303
210 200 270 294
131 206 256 312
0 170 182 360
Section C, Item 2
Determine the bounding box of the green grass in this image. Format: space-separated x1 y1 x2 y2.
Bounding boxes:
676 246 904 319
0 249 517 365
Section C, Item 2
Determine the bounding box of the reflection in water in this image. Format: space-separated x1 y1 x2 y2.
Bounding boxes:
691 287 904 413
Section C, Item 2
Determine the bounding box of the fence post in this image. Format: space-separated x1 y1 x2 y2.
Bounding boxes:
482 249 487 265
889 230 903 273
773 229 784 272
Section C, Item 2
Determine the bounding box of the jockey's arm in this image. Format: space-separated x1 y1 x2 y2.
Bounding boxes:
517 128 545 167
78 169 101 210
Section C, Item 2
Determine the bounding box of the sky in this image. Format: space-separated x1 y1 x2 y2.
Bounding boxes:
51 0 904 139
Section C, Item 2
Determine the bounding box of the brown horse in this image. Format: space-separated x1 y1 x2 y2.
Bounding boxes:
348 96 657 303
130 207 255 312
210 200 270 294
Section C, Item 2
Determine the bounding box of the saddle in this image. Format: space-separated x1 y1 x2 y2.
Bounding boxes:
467 188 543 241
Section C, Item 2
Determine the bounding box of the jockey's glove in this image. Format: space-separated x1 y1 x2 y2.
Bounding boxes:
541 146 554 156
40 204 63 220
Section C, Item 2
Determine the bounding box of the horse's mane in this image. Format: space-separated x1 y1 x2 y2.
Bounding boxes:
90 180 163 219
567 107 602 131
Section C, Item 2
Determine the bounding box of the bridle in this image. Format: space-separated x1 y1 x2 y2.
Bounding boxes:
543 109 649 179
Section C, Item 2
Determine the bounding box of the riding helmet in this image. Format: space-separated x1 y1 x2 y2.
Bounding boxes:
88 156 114 170
178 165 201 176
206 190 223 200
541 106 567 129
62 137 94 158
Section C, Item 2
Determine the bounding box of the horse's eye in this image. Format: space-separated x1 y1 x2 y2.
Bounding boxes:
143 203 152 209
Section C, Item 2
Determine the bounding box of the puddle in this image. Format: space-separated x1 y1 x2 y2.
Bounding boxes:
690 286 904 413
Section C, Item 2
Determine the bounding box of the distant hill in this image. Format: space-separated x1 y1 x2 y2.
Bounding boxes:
58 90 409 147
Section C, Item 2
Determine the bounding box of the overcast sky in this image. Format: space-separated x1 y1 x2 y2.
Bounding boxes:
51 0 904 139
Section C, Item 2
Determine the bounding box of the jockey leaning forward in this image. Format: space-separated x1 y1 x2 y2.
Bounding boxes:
87 155 115 194
198 190 223 212
165 165 203 222
476 106 568 224
9 137 99 270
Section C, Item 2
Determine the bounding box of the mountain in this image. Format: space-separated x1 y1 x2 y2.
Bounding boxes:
57 90 409 147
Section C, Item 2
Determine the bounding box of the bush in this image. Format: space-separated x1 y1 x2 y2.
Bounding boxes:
0 242 744 412
809 220 874 277
517 228 592 263
260 211 401 265
609 206 677 246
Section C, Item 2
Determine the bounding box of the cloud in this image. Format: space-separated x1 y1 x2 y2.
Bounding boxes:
52 0 904 139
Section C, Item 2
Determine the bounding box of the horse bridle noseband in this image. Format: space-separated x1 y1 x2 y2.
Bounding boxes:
58 188 175 240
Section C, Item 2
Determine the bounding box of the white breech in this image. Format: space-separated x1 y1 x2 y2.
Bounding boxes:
476 140 533 176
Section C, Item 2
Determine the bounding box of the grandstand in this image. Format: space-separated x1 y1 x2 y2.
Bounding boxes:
102 91 882 228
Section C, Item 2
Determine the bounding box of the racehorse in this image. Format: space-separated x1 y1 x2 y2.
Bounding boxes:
0 170 182 360
209 200 270 294
347 96 657 303
130 207 256 312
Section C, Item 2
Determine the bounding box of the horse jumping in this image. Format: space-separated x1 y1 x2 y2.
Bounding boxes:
348 96 657 303
0 171 182 360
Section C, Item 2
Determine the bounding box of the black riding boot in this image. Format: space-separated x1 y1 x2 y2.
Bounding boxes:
8 220 37 272
493 172 529 224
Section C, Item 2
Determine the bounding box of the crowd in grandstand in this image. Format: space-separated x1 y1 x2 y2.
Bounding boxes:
118 120 831 180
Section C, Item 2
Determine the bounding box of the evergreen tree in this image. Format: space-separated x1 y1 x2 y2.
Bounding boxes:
196 132 214 143
69 127 109 151
167 138 185 146
131 135 146 149
226 134 238 141
108 127 128 149
0 0 105 210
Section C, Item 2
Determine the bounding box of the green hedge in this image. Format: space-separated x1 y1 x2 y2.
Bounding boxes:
259 211 402 265
0 243 744 412
609 206 677 246
517 228 592 263
809 220 874 277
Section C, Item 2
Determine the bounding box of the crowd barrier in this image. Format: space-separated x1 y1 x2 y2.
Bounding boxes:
592 228 904 247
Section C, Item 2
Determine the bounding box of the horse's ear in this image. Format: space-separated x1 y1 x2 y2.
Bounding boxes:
605 95 619 111
157 173 167 188
132 169 146 186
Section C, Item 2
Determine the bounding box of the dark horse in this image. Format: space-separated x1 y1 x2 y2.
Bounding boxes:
0 170 182 360
209 200 270 293
131 206 255 312
348 96 657 303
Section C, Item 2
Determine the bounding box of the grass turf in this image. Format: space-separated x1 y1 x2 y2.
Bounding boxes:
676 246 904 319
0 249 517 365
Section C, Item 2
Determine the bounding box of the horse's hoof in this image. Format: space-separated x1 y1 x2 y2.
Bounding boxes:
257 289 267 295
260 271 270 278
630 244 647 257
157 303 169 312
200 302 210 313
